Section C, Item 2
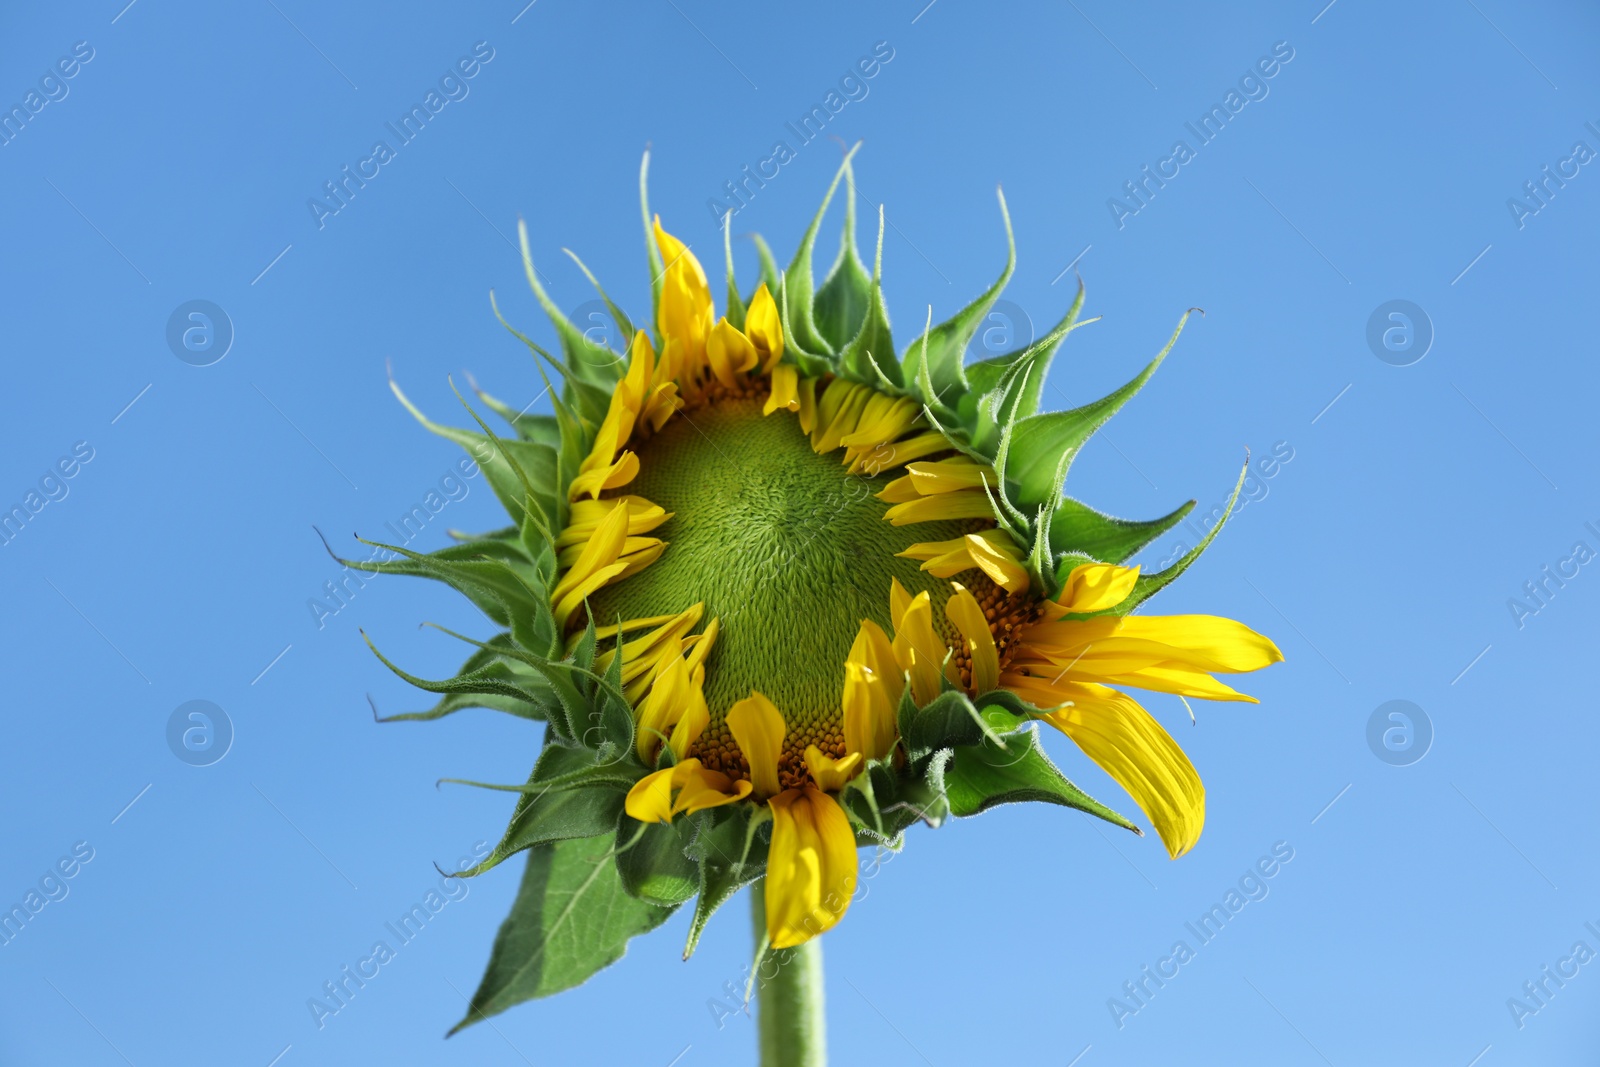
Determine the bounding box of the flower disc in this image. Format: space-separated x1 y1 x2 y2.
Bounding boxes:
587 394 967 773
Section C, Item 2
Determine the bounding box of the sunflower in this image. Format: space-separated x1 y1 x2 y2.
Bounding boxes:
356 148 1281 1031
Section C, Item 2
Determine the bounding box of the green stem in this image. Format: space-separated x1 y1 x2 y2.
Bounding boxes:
752 883 827 1067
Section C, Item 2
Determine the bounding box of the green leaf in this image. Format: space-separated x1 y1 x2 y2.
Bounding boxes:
1001 309 1195 510
614 811 699 906
1048 496 1196 565
722 212 748 331
945 724 1139 832
467 379 562 447
812 157 873 352
783 146 859 356
747 233 781 308
899 689 997 760
458 743 635 877
451 834 676 1033
562 247 637 348
900 187 1015 412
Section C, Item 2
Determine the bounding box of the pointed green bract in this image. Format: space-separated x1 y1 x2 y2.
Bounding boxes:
782 145 859 356
449 835 676 1033
812 158 874 351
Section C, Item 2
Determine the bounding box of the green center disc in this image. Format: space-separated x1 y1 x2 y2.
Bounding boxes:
586 396 966 742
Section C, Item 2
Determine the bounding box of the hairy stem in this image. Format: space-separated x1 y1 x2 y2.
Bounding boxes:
752 885 827 1067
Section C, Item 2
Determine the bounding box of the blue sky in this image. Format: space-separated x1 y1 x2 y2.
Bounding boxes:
2 1 1598 1064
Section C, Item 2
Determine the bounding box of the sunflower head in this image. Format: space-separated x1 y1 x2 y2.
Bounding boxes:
355 147 1281 1029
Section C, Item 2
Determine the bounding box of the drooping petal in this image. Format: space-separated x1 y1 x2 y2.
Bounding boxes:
945 583 999 694
1030 681 1205 858
765 787 859 948
727 690 786 799
1052 562 1140 615
707 317 759 387
764 363 800 416
805 745 862 792
625 759 750 824
881 491 996 526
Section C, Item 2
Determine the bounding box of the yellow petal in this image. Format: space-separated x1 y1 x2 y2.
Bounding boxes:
805 745 862 792
727 690 786 799
797 377 819 436
874 474 922 504
879 430 953 468
635 656 690 762
764 363 800 416
624 766 677 824
1055 562 1140 614
765 788 858 948
669 760 751 816
666 688 709 761
1033 682 1205 858
812 382 871 453
882 491 995 526
566 450 640 501
746 283 784 371
842 661 897 762
891 590 947 705
945 583 999 694
847 618 901 702
963 533 1030 594
906 457 993 494
707 317 759 387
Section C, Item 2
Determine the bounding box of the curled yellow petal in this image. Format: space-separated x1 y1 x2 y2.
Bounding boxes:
765 787 858 949
1054 562 1140 614
905 457 992 495
707 317 759 387
746 283 784 371
945 583 999 694
1032 681 1205 858
764 363 800 416
727 690 786 799
625 759 750 824
805 745 862 793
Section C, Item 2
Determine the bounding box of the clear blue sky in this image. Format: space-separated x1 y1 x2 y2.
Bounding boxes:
2 1 1597 1064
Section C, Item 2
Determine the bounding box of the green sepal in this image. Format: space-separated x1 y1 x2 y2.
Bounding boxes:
945 723 1139 833
683 805 769 959
614 811 699 907
361 630 562 732
812 157 873 352
450 834 676 1033
456 742 638 878
1000 308 1194 510
1048 496 1196 570
900 187 1015 411
970 283 1093 462
641 149 665 331
838 204 901 389
347 536 540 634
488 288 612 435
747 233 782 307
1118 454 1248 615
370 634 556 723
897 688 1004 761
722 212 747 331
517 221 626 393
778 273 836 378
466 377 562 447
783 145 859 356
562 247 637 349
388 374 564 533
